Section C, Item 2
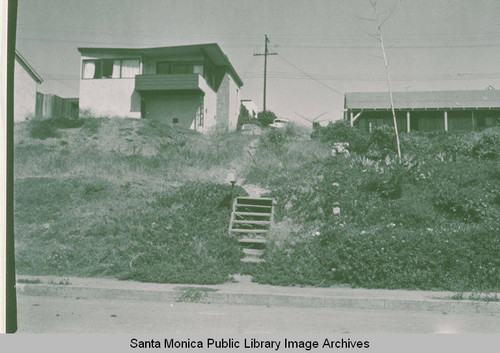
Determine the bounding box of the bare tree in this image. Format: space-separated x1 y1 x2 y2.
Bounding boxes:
368 0 402 159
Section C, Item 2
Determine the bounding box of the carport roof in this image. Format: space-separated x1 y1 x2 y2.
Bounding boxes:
345 90 500 110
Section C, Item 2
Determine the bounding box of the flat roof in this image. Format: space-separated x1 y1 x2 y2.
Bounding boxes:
345 90 500 110
78 43 243 87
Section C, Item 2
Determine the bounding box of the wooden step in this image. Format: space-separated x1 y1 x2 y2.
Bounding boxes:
229 228 268 233
234 212 272 217
236 198 273 206
241 257 264 263
238 237 267 244
235 204 272 209
237 197 273 201
242 248 264 256
232 220 271 225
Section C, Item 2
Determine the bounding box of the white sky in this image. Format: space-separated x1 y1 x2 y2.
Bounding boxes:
15 0 500 125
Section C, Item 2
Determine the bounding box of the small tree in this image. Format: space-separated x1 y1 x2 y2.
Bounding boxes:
237 104 251 129
257 110 277 127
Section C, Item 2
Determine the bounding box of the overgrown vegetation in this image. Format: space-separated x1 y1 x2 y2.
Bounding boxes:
247 122 499 291
15 115 500 291
15 117 253 284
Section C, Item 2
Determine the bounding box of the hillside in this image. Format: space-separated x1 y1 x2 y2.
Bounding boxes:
14 117 500 291
14 118 253 284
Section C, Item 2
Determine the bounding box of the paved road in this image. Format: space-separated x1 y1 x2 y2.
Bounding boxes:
17 295 500 334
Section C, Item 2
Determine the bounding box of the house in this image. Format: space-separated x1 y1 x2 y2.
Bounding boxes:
14 50 43 121
241 99 259 119
345 89 500 132
78 43 243 133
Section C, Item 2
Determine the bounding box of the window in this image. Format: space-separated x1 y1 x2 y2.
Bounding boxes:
102 59 114 78
82 58 140 79
157 62 171 74
173 118 179 124
171 63 194 74
121 59 140 78
157 61 203 75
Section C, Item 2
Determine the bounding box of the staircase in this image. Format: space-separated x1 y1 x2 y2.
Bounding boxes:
229 197 274 263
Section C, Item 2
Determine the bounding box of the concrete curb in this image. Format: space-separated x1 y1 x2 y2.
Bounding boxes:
16 276 500 314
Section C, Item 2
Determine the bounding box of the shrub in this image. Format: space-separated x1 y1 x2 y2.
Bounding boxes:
472 127 500 159
46 117 85 129
369 125 396 155
253 222 500 291
237 104 254 129
311 120 370 154
257 110 277 127
28 119 61 139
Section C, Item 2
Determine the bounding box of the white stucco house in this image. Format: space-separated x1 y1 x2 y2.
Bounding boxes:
78 43 243 133
241 99 259 119
14 50 43 122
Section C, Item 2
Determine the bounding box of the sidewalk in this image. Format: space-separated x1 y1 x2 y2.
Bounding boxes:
16 274 500 314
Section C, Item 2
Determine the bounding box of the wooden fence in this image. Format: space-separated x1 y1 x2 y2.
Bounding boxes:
36 93 79 119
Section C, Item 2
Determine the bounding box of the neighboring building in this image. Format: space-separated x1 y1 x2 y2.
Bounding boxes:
40 95 79 119
14 50 43 121
241 99 259 119
345 90 500 132
78 43 243 133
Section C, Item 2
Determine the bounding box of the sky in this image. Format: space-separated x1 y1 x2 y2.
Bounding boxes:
15 0 500 125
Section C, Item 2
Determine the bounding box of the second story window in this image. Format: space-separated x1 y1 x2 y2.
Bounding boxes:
82 59 140 79
156 62 196 75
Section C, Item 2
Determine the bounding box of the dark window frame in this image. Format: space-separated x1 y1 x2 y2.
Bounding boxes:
81 58 142 80
156 60 203 75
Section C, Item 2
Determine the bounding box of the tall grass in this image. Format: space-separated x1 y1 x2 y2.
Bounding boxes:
15 116 252 283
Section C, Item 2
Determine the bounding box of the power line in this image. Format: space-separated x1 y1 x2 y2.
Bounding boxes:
277 55 344 97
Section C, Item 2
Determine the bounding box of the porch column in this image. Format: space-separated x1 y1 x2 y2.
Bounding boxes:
369 122 372 133
444 111 448 132
350 111 354 127
406 111 410 133
471 110 475 131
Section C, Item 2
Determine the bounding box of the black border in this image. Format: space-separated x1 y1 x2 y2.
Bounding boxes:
6 0 18 334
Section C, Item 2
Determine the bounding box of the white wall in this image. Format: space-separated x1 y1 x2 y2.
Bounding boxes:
143 91 200 129
79 54 141 118
199 77 217 133
227 74 241 132
241 100 259 119
14 57 38 121
80 78 141 118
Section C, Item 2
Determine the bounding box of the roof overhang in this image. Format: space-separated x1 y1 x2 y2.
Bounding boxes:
15 50 43 83
345 90 500 110
78 43 243 87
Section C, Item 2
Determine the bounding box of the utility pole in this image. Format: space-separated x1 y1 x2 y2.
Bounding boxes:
254 35 277 111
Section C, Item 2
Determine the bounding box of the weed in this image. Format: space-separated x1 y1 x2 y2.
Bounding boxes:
28 119 61 140
17 278 42 284
174 287 218 302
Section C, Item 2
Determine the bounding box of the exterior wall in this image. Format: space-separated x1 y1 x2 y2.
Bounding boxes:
14 57 38 121
227 74 241 132
142 91 201 130
241 100 259 119
199 78 218 133
79 54 142 118
216 73 240 132
354 111 407 133
352 109 500 132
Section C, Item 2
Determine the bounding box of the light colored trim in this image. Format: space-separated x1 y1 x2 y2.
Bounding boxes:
352 111 362 123
406 111 410 133
14 50 43 83
444 111 448 132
